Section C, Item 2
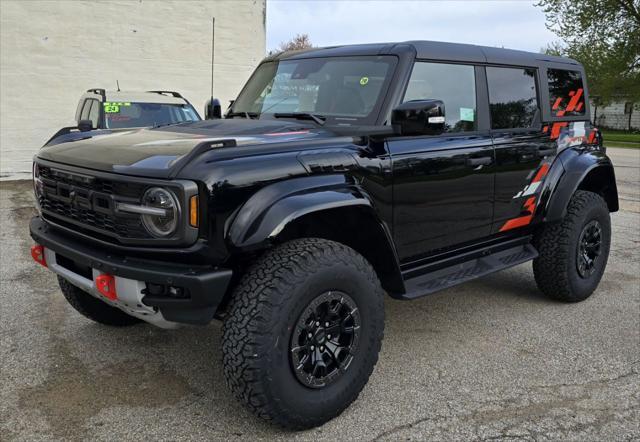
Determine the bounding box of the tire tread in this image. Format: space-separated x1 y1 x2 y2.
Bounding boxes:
533 190 610 302
221 238 384 429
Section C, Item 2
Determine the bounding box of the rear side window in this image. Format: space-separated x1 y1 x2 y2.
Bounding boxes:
547 69 585 117
88 100 100 128
403 62 477 132
487 67 538 129
80 100 93 121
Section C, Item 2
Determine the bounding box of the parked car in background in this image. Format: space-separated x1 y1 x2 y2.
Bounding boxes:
44 89 201 146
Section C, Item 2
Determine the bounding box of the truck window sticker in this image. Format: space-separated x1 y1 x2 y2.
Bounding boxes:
103 102 131 113
460 107 474 122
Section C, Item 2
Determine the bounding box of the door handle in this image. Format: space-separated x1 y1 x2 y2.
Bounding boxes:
466 157 492 167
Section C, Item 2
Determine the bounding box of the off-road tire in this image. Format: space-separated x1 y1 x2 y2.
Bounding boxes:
533 190 611 302
222 238 385 429
58 276 142 326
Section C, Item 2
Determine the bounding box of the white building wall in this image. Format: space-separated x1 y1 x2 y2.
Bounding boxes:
0 0 266 179
591 100 640 131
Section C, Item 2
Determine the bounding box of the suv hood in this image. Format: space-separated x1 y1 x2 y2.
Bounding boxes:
37 119 337 177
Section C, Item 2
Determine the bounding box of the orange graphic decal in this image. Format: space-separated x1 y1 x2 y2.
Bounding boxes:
532 163 550 183
565 88 583 112
499 215 534 232
550 122 568 139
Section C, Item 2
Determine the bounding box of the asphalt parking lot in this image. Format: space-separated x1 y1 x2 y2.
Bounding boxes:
1 147 638 441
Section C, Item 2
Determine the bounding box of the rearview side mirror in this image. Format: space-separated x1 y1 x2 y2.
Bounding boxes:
205 98 222 119
77 119 94 132
391 99 445 136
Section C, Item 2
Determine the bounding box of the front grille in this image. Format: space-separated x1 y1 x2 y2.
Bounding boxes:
38 166 144 197
37 164 152 242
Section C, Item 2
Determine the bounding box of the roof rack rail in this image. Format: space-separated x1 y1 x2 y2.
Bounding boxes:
147 90 184 99
86 88 106 98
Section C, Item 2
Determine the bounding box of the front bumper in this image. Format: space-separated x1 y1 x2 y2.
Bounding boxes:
30 216 232 327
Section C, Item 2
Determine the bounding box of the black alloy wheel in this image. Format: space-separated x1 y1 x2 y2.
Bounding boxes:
577 220 603 278
290 291 361 388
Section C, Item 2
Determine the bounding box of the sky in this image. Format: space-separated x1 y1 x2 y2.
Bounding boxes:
267 0 558 54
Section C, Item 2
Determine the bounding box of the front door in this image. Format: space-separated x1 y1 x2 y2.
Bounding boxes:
387 61 495 263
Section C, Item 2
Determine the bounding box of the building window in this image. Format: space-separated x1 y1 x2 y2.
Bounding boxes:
547 69 586 117
403 62 477 132
625 102 634 114
486 67 538 129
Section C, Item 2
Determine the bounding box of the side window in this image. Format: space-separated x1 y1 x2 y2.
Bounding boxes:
79 99 92 121
548 69 585 116
403 62 477 132
487 67 538 129
88 100 100 128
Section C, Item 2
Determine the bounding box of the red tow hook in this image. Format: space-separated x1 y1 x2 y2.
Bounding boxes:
95 274 118 301
31 244 47 267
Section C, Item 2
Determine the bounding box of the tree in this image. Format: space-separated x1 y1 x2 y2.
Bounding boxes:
277 34 313 52
537 0 640 107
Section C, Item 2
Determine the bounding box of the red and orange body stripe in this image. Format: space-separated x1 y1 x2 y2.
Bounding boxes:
499 162 550 232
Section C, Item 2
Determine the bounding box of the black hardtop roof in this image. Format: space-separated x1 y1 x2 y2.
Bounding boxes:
269 40 580 68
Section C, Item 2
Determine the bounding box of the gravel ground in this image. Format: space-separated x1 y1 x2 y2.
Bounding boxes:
1 148 638 441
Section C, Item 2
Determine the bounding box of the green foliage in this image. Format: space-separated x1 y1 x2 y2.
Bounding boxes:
538 0 640 104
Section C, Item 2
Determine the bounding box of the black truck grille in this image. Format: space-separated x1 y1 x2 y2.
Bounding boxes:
37 165 151 241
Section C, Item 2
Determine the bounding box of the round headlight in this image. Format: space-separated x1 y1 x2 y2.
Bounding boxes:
141 187 179 238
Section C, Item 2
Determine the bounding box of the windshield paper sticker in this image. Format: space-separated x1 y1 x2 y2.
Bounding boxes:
359 76 369 86
460 107 474 122
103 102 131 113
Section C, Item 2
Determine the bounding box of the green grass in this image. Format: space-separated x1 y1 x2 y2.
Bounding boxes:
600 130 640 148
601 130 640 143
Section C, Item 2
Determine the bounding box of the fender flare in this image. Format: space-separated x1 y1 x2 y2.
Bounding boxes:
227 174 405 294
542 149 618 223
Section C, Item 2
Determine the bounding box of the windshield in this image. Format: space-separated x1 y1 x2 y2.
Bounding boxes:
103 102 200 129
231 56 397 124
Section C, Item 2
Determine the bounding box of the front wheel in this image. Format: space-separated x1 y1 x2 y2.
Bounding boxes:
533 190 611 302
222 238 385 429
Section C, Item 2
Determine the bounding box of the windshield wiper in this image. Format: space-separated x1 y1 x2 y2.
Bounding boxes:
226 111 259 119
273 112 326 126
152 121 186 129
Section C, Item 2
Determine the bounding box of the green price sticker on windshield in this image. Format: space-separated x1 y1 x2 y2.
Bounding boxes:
103 102 131 113
360 76 369 86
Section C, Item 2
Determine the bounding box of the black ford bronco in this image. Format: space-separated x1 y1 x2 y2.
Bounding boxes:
30 41 617 429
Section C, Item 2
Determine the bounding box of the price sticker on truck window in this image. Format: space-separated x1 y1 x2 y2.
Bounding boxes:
103 102 131 113
359 76 369 86
460 107 474 122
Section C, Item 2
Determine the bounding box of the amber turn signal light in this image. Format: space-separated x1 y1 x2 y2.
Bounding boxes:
189 195 198 227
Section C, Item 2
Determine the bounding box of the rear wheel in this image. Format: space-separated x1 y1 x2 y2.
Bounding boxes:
58 276 142 326
222 238 385 429
533 190 611 302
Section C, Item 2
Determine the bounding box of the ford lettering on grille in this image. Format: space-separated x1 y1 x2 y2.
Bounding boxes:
38 165 150 241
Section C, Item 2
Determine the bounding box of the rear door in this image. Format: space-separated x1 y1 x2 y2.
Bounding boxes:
486 66 556 233
387 61 495 262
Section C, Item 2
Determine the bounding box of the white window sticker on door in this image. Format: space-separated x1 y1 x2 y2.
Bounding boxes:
460 107 474 122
